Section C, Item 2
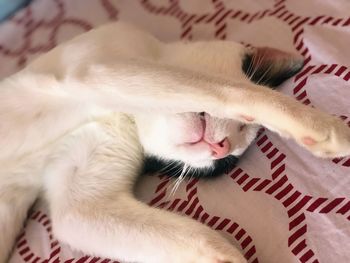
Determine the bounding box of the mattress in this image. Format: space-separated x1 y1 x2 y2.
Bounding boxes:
1 0 349 262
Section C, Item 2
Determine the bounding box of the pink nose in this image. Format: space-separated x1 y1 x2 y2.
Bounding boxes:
208 138 231 159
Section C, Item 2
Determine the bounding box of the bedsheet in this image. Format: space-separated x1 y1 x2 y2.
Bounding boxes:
1 0 349 262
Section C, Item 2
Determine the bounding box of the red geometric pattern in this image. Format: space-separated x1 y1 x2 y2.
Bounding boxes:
15 211 60 263
148 128 350 263
140 0 273 40
0 0 93 68
293 64 350 167
149 177 260 263
2 1 349 263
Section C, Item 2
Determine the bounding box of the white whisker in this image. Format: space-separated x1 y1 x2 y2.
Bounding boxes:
169 164 189 197
249 52 265 82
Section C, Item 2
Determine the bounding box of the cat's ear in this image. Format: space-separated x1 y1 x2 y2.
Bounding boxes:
242 47 304 88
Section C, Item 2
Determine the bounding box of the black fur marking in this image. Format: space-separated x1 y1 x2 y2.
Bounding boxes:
242 54 304 88
143 155 239 179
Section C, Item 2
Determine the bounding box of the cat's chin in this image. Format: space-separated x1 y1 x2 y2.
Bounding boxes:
143 155 239 179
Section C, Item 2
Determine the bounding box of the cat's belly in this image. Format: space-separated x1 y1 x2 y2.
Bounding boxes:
0 150 48 191
0 112 140 193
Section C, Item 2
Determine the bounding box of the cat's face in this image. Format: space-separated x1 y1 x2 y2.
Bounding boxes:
136 112 259 168
135 44 303 177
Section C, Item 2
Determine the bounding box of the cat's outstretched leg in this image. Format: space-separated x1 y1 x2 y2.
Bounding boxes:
49 23 349 158
0 185 40 263
67 56 350 159
43 116 246 263
162 40 350 158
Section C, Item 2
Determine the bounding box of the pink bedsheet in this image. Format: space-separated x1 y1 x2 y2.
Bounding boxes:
1 1 349 262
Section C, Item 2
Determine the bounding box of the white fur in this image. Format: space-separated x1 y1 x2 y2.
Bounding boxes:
0 22 349 263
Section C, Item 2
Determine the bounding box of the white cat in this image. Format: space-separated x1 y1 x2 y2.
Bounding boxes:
0 22 349 263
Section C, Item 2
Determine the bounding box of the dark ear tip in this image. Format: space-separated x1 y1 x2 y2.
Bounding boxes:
288 51 304 67
290 58 305 75
296 58 305 69
267 59 304 87
241 47 306 88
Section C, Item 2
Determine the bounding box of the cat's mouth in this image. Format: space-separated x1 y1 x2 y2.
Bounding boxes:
181 113 232 159
185 139 231 159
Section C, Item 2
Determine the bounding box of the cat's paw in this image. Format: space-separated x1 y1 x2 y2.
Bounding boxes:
295 113 350 158
169 231 247 263
195 237 247 263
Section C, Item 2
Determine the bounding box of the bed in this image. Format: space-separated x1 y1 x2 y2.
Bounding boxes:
1 0 349 262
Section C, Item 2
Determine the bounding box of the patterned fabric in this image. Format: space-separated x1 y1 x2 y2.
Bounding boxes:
1 1 349 263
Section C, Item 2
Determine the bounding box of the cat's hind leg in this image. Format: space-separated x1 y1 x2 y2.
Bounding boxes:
0 184 40 263
43 116 246 263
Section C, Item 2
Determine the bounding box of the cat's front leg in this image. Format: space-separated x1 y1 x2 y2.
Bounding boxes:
163 41 350 158
73 56 349 159
221 84 350 158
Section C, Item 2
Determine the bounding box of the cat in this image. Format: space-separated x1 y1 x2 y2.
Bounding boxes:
0 22 349 263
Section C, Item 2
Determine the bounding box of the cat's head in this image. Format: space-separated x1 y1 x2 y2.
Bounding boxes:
135 43 304 178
